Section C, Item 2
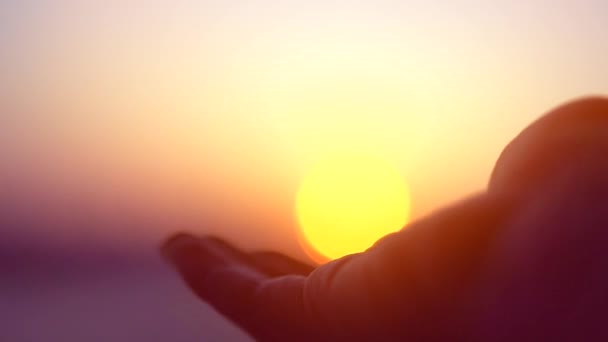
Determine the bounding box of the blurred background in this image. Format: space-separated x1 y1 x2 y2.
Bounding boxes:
1 1 606 340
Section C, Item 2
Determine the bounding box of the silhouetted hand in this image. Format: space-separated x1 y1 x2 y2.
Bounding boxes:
162 98 608 341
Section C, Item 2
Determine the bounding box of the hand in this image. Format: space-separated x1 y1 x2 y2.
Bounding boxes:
162 97 608 341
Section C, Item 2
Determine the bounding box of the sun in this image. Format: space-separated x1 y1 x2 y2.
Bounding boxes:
295 154 410 261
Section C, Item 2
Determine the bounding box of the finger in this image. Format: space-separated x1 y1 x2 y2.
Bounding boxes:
161 233 229 273
490 96 608 195
162 233 314 340
161 233 265 285
203 237 316 276
189 235 252 264
162 233 266 335
249 251 316 277
163 233 315 276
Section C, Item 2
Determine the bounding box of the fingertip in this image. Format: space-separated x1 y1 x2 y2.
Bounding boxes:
163 232 199 247
160 232 201 263
161 233 248 280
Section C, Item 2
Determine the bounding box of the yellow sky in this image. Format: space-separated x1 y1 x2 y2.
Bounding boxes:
1 1 607 258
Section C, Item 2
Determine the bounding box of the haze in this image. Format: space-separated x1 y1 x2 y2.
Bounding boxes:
1 1 607 340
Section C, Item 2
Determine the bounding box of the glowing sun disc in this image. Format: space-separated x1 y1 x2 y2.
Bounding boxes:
295 154 410 261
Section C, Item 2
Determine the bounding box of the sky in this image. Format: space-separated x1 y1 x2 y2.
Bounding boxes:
1 0 607 259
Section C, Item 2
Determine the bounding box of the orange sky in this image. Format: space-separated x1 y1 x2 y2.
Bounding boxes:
1 1 607 259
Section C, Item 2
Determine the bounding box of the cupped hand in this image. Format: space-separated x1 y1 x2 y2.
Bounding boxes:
162 97 608 341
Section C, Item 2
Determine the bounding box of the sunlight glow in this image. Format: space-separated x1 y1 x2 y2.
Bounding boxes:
296 154 410 261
